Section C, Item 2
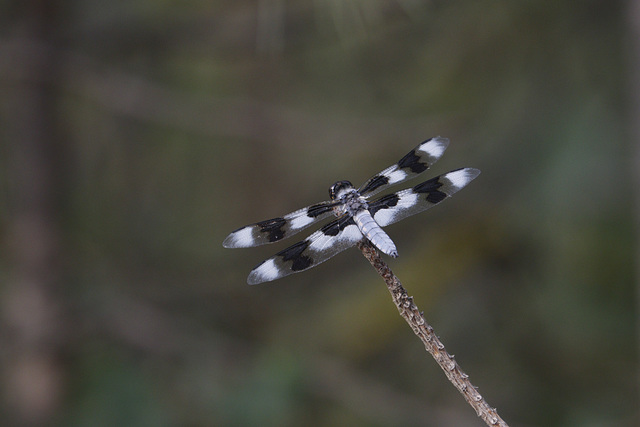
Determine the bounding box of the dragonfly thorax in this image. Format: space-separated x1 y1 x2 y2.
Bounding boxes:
329 180 368 217
329 180 355 200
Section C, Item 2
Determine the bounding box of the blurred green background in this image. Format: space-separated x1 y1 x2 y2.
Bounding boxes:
1 1 637 426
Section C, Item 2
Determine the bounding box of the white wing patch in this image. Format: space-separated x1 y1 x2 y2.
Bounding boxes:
385 169 408 185
248 259 280 285
308 224 362 253
340 223 364 243
418 136 448 160
445 168 480 189
246 221 364 285
223 227 255 248
289 214 315 230
373 192 418 227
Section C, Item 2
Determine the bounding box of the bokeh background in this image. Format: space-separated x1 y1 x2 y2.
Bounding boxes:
1 1 638 426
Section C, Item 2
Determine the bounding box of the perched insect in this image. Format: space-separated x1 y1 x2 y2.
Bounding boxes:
224 137 480 284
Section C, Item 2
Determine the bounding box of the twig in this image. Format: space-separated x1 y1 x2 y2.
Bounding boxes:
357 240 509 427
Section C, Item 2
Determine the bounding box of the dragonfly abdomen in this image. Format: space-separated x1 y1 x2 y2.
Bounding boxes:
353 210 398 258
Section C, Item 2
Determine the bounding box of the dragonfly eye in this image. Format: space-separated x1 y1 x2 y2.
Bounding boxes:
329 180 353 200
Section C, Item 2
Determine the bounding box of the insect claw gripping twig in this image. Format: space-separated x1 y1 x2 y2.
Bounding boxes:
357 239 510 427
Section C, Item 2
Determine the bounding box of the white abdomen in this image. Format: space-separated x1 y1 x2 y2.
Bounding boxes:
353 210 398 258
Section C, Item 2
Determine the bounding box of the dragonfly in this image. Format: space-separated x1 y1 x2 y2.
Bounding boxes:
223 137 480 285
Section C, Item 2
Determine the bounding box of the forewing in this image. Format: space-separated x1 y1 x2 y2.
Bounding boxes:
358 136 450 197
223 201 336 248
369 168 480 227
247 216 364 285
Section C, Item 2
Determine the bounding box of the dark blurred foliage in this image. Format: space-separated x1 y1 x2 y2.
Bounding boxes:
0 1 637 426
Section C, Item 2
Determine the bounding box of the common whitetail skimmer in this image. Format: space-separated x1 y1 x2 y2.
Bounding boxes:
223 137 480 285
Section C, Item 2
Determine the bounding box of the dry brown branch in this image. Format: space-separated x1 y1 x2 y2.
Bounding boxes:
357 239 509 427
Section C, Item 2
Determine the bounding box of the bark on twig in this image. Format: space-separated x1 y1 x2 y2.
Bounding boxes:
357 240 509 427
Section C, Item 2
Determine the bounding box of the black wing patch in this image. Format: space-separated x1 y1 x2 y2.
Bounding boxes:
223 201 336 248
369 168 480 228
358 136 449 197
277 240 313 272
397 149 429 174
255 217 287 242
247 215 362 285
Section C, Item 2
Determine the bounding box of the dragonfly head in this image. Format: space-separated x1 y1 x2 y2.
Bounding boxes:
329 180 355 200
